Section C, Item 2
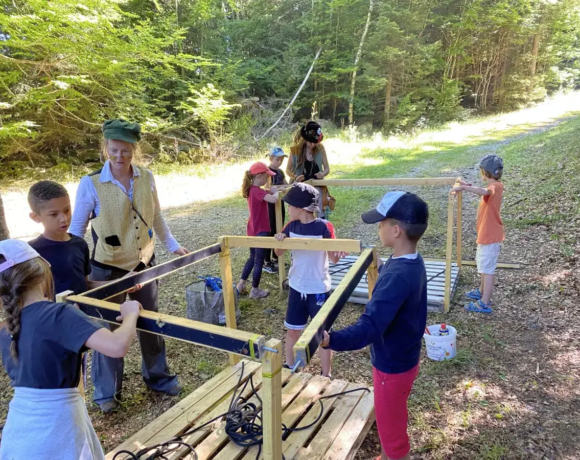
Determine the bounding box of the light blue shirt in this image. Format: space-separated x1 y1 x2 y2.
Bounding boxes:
70 161 180 253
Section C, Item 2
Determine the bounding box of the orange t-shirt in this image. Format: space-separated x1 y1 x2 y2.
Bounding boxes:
476 181 504 245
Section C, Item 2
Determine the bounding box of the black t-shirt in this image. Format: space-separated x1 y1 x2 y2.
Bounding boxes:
0 301 103 388
303 160 320 181
269 167 286 186
28 234 91 295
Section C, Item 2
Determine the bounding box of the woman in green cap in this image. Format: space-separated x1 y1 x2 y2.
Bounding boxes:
70 119 188 413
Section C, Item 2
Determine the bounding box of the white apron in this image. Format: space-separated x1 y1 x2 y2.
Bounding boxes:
0 387 105 460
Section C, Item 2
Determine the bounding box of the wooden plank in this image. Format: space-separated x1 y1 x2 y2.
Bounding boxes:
68 295 265 358
226 236 362 253
241 376 331 460
106 361 260 458
275 200 286 291
211 373 314 460
80 243 222 300
262 339 283 460
366 248 379 300
424 258 524 269
322 389 375 460
282 379 348 459
295 383 366 460
191 370 299 460
294 249 374 368
219 237 239 365
307 178 457 186
444 193 454 313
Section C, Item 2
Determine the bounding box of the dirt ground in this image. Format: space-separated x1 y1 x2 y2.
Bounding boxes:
1 115 579 459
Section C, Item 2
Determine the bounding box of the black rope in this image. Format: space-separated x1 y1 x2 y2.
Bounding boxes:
112 362 369 460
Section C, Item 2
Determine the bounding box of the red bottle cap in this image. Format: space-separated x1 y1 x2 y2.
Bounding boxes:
441 323 447 329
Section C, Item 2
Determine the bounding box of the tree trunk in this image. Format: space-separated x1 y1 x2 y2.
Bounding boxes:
382 75 392 127
528 33 540 95
348 0 374 126
0 192 9 241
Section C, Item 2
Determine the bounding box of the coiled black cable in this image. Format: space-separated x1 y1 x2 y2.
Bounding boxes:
113 362 369 460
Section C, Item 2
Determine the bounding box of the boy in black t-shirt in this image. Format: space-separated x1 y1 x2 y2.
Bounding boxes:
27 181 93 295
263 147 288 274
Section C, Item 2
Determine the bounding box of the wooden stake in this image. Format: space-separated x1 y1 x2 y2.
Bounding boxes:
444 193 454 312
456 177 463 268
262 339 282 460
275 200 286 291
219 237 239 365
56 290 85 400
366 248 379 299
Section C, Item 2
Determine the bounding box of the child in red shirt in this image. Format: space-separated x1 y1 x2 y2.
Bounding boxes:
236 162 280 298
451 154 504 313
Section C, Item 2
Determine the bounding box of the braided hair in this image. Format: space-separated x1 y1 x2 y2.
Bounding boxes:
0 257 54 361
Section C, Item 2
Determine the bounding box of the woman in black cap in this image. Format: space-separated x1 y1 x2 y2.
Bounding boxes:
70 119 187 413
287 121 331 217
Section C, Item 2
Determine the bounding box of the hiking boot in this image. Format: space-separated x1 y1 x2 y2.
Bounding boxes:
249 287 270 298
262 262 278 274
98 400 119 414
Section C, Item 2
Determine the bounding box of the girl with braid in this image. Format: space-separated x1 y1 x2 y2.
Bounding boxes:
0 239 141 460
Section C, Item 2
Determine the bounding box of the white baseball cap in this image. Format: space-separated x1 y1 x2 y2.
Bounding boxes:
0 239 50 273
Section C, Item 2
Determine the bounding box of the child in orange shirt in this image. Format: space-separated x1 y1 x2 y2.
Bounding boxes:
451 154 504 314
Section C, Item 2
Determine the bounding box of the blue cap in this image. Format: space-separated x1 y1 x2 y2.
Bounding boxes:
361 191 429 224
269 147 287 157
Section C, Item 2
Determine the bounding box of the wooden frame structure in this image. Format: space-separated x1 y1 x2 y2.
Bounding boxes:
273 177 463 312
61 235 375 460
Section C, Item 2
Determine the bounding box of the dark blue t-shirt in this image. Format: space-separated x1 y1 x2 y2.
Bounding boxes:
0 301 103 388
28 234 91 295
328 255 427 374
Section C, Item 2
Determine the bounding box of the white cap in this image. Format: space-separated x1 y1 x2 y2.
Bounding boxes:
0 239 50 273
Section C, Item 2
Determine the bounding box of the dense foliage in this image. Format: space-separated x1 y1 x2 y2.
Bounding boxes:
1 0 579 164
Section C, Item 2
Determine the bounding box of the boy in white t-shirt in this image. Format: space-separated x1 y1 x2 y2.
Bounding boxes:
274 183 345 377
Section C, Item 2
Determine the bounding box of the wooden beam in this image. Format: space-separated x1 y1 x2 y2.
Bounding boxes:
226 236 362 253
218 237 239 365
56 290 85 400
423 258 523 269
294 248 374 368
306 177 458 187
443 193 454 313
455 177 463 268
261 339 282 460
275 200 286 291
366 248 379 300
80 243 222 300
67 295 266 359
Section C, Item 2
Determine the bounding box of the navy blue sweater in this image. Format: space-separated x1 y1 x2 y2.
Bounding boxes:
328 254 427 374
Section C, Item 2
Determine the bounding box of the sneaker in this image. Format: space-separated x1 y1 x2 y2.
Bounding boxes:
165 383 183 396
98 400 120 413
249 287 270 298
465 288 482 300
464 299 493 314
262 262 278 274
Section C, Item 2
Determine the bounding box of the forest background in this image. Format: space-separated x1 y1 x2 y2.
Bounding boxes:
1 0 580 176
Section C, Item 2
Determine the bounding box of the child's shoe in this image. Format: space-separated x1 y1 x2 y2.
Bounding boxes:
262 262 278 274
249 287 270 298
465 288 482 300
464 299 493 314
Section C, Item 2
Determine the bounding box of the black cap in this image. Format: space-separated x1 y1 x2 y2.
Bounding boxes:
361 191 429 224
282 183 319 212
300 121 323 144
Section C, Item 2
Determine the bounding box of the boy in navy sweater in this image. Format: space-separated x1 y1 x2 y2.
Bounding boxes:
322 191 428 460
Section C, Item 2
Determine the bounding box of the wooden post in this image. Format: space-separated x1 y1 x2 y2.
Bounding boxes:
275 200 285 291
444 194 454 312
456 177 462 268
56 290 85 399
262 339 282 460
218 237 240 365
367 248 379 299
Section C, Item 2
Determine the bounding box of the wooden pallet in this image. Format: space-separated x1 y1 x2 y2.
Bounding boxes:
107 360 375 460
330 256 460 313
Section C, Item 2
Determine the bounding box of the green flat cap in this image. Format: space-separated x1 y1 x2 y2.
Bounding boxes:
102 119 141 143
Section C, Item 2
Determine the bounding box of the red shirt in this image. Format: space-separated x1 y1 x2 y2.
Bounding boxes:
247 186 271 236
476 181 505 244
